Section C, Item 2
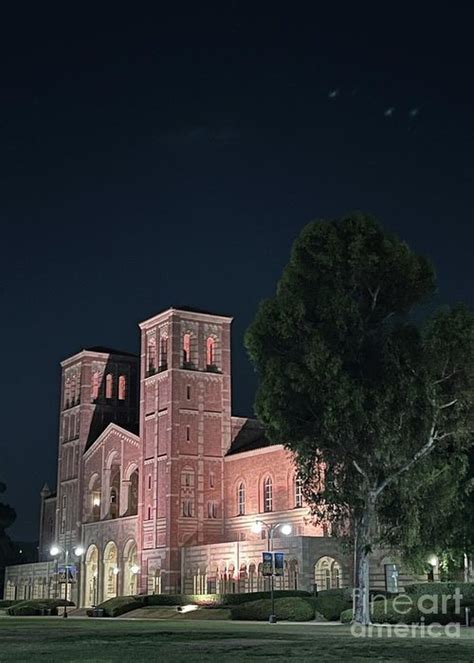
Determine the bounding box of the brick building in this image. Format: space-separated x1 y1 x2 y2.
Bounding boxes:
4 306 415 605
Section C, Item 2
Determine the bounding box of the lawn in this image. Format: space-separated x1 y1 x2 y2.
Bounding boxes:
1 617 474 662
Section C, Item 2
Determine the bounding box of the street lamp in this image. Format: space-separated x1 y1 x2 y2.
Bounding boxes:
50 544 85 617
252 520 292 623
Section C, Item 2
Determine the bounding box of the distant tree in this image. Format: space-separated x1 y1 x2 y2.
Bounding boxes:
246 213 474 624
0 482 17 595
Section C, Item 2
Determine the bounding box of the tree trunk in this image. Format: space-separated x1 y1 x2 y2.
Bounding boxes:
353 492 376 624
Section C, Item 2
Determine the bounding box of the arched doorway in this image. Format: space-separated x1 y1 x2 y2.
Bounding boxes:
84 545 99 607
314 556 342 590
147 568 162 595
103 541 119 601
122 540 139 596
126 468 139 516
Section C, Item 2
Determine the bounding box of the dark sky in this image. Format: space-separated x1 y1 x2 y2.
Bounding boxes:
1 4 472 540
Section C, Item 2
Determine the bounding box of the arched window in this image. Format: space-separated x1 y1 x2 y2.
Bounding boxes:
147 335 157 375
127 469 139 516
105 374 113 399
294 476 303 508
159 334 168 370
91 371 100 401
263 477 273 512
118 375 126 400
206 337 215 367
237 482 246 516
183 333 191 366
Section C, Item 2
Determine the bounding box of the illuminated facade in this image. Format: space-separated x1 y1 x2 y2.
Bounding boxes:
4 307 414 605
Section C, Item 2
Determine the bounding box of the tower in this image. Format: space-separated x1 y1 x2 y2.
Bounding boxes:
55 347 139 551
138 307 232 593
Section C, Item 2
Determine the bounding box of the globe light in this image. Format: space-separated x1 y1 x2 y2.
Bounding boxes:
113 566 120 575
130 564 140 575
93 498 101 507
251 521 263 534
50 545 60 556
74 545 85 557
428 554 438 567
280 524 292 536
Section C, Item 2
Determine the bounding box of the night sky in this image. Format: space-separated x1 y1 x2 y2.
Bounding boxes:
1 5 472 540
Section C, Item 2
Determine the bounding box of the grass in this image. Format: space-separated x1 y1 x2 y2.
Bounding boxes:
1 616 474 661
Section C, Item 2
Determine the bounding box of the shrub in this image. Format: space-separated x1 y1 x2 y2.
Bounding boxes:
0 600 17 609
405 582 474 601
7 598 74 616
231 597 315 621
94 595 145 617
339 595 464 625
308 589 352 621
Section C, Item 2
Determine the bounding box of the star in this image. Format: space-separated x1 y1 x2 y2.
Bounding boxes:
328 89 339 99
409 108 419 117
384 107 395 117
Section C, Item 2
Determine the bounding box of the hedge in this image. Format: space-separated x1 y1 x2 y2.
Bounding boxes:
89 590 313 617
231 597 315 621
309 588 352 621
7 599 74 616
0 600 17 609
404 582 474 602
340 595 466 625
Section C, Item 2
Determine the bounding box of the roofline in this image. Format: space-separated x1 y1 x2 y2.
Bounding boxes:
60 349 139 367
139 307 233 330
83 422 140 459
225 443 284 460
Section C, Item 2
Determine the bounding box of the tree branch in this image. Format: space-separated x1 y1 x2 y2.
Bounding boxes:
374 424 437 498
439 399 458 410
353 460 369 480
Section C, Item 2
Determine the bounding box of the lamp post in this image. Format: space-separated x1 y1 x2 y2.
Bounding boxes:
50 544 85 617
252 520 292 623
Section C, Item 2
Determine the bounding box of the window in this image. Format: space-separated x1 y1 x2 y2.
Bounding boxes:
207 502 217 518
237 482 246 516
105 373 113 399
294 476 303 508
182 500 194 517
206 337 215 367
148 474 152 489
118 375 126 400
159 334 168 370
186 385 191 400
148 335 157 375
263 477 273 512
209 472 215 488
183 333 191 365
186 425 190 442
147 506 152 520
91 371 100 400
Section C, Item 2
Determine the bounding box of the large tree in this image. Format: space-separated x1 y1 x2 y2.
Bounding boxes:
246 213 474 624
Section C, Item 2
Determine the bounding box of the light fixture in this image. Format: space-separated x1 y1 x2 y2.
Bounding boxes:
93 498 101 507
93 570 98 578
130 564 140 575
74 545 85 557
177 604 199 613
428 554 438 567
113 566 120 575
50 545 60 556
251 521 263 534
280 524 292 536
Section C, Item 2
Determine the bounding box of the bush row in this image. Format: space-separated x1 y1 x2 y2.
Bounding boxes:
89 590 313 617
7 599 74 616
231 597 315 621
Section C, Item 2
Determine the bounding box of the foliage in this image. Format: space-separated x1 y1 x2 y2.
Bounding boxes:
91 591 313 616
0 481 17 597
245 212 474 623
231 597 315 621
309 588 352 620
0 600 17 609
7 598 74 616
